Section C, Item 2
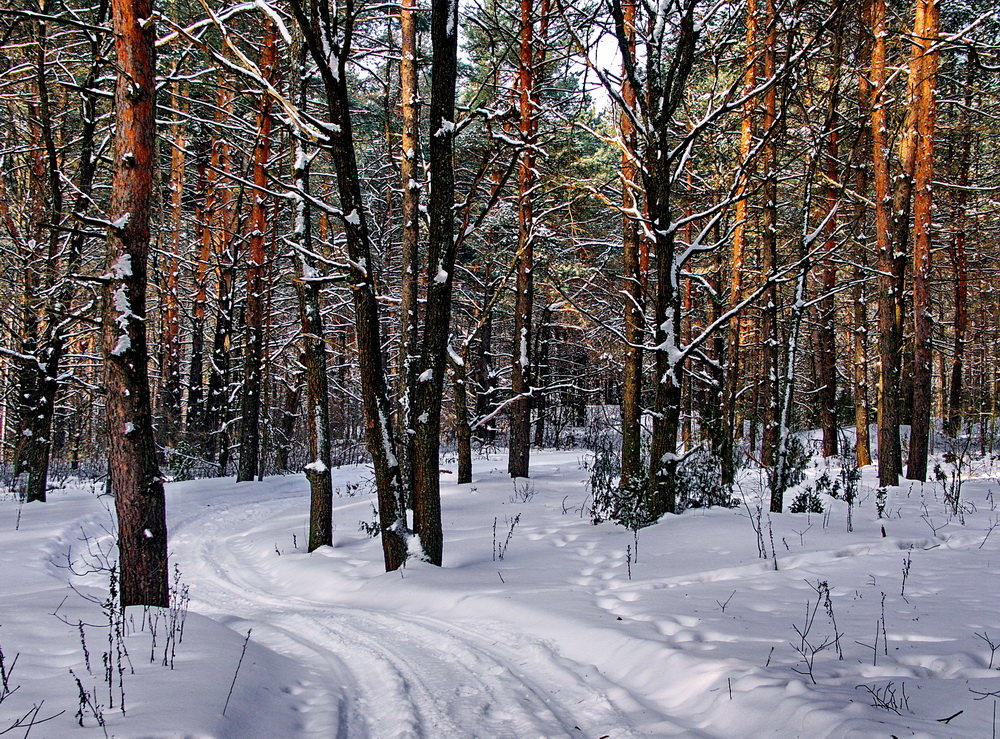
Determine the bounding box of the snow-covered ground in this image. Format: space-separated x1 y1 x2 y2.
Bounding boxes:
2 444 1000 737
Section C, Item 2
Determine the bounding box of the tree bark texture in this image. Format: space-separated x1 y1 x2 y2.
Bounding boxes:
411 0 460 565
104 0 168 607
288 0 409 570
905 0 939 482
237 22 278 482
619 0 644 495
508 0 540 479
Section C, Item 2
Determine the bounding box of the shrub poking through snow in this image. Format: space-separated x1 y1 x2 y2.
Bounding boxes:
676 449 736 510
790 485 824 514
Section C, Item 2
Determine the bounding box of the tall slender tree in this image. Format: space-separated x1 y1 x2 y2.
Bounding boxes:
906 0 940 481
104 0 168 607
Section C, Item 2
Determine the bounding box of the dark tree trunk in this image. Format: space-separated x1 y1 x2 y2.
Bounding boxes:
290 41 335 552
274 374 302 472
759 0 780 470
12 7 102 503
475 281 497 442
642 2 699 517
533 302 551 447
449 351 473 484
410 0 460 565
870 0 903 486
288 0 409 570
816 72 841 458
187 140 211 437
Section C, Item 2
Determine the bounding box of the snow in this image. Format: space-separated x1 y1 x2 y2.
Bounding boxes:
304 460 328 473
344 209 360 226
434 119 455 138
111 333 131 357
111 253 133 278
3 444 1000 736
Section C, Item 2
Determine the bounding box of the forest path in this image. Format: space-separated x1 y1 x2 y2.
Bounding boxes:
166 469 651 739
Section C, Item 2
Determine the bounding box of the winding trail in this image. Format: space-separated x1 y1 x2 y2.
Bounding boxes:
166 481 646 738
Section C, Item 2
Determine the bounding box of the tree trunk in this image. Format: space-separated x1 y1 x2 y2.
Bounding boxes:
852 275 872 466
533 301 551 447
759 0 780 468
476 280 497 443
619 0 644 494
397 0 421 499
410 0 460 565
204 77 238 467
722 0 757 486
274 374 301 472
816 51 841 458
159 81 185 447
508 0 539 479
945 69 972 437
288 0 409 570
104 0 168 607
450 350 473 484
187 139 211 437
237 22 278 483
871 0 904 486
905 0 939 481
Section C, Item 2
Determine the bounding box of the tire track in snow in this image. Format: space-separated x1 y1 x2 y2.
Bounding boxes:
168 486 644 738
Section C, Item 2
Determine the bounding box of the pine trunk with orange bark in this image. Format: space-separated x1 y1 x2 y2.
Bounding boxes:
159 81 185 446
722 0 758 485
104 0 168 607
397 0 421 497
237 22 278 482
619 0 644 495
906 0 940 481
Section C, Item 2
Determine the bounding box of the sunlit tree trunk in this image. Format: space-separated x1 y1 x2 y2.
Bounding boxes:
722 0 758 485
619 0 644 494
237 22 278 482
104 0 168 607
906 0 940 481
159 81 185 446
397 0 421 497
